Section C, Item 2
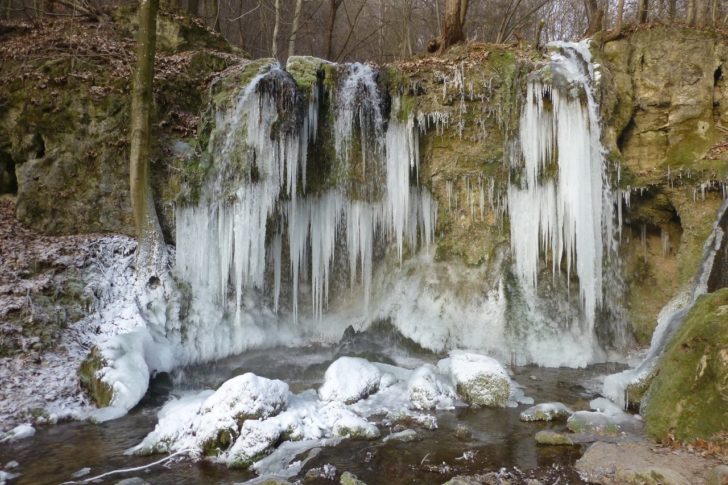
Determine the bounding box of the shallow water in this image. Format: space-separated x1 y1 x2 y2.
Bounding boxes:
0 340 627 485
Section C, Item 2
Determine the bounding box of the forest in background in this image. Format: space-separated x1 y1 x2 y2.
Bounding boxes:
1 0 724 62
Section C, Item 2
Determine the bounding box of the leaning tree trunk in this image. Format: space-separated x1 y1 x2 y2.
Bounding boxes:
129 0 166 276
439 0 469 52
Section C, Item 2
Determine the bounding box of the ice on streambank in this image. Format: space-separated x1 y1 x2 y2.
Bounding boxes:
131 352 530 474
0 424 35 443
520 402 573 422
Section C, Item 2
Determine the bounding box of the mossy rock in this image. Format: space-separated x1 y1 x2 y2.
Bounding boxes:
643 288 728 443
78 347 113 408
340 471 367 485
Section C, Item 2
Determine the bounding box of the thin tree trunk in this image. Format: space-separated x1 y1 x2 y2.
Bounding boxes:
637 0 648 23
129 0 166 274
271 0 280 57
288 0 303 57
188 0 198 15
711 0 718 25
326 0 342 60
687 0 695 24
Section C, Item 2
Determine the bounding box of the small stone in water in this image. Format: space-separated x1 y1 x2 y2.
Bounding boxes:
71 467 91 478
4 461 18 470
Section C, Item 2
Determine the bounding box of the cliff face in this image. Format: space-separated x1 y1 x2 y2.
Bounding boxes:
0 8 241 240
599 27 728 344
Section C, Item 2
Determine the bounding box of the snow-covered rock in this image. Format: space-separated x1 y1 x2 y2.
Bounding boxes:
407 364 456 410
319 357 382 404
0 423 35 443
332 414 380 439
227 419 284 468
129 373 288 456
438 351 511 407
520 402 573 422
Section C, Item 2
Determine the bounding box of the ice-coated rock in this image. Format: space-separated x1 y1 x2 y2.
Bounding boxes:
567 411 622 435
201 373 289 421
407 364 457 410
129 373 288 456
226 419 284 468
383 429 418 443
0 424 35 443
332 415 380 439
520 402 573 422
319 357 382 404
438 351 511 407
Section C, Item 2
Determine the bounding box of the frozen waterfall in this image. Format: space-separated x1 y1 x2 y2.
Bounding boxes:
507 41 613 339
175 60 436 356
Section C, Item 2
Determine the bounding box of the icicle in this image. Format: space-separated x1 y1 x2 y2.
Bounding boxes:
507 41 612 330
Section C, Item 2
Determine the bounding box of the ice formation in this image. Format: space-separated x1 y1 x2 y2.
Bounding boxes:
175 60 437 341
507 41 612 338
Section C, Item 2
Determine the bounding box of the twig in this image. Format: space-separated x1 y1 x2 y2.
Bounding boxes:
59 449 194 484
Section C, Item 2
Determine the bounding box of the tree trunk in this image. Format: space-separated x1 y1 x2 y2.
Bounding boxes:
129 0 166 274
188 0 198 16
695 0 709 26
288 0 303 57
326 0 342 60
687 0 695 24
637 0 648 24
583 0 603 36
605 0 625 41
271 0 280 57
439 0 468 51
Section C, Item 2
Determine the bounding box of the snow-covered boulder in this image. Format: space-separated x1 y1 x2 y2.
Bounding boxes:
438 351 511 407
319 357 382 404
332 414 380 439
520 402 573 422
201 373 289 421
130 373 289 456
407 364 456 410
226 419 284 468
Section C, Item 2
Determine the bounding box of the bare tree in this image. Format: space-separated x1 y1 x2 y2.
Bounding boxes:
271 0 280 57
326 0 343 59
288 0 304 57
129 0 166 272
438 0 469 51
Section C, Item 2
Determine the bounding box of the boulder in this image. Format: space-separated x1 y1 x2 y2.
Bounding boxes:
438 351 511 407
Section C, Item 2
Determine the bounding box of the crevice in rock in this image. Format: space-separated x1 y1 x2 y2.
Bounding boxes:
617 116 636 153
0 150 18 195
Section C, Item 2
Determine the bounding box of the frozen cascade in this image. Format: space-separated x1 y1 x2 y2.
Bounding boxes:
175 60 437 364
507 41 613 343
603 199 728 407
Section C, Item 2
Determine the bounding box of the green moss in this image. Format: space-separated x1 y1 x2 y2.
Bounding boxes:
286 55 327 93
78 347 113 407
643 288 728 443
664 126 723 166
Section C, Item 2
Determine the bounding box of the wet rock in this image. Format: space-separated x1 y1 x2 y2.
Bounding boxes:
438 351 511 408
566 411 621 436
340 471 367 485
576 441 720 485
407 364 457 410
534 430 574 446
520 402 573 422
382 429 418 443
